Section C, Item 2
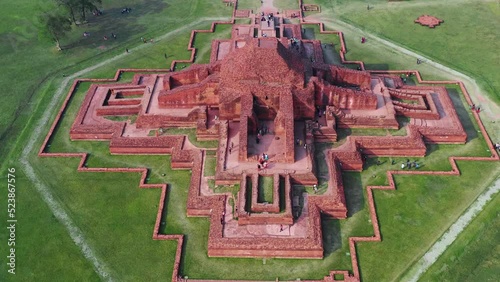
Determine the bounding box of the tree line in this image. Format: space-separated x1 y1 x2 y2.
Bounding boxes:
39 0 102 50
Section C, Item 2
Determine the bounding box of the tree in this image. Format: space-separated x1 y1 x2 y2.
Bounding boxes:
54 0 102 24
56 0 79 24
38 11 72 51
78 0 102 22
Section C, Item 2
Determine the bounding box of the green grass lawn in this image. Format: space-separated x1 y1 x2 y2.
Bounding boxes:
355 161 499 282
0 0 232 160
204 155 217 177
417 190 500 282
192 24 233 64
258 176 274 203
1 0 499 281
236 0 261 11
161 128 219 149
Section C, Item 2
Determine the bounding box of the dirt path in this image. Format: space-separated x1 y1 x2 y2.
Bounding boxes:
19 17 229 281
259 0 278 13
403 176 500 282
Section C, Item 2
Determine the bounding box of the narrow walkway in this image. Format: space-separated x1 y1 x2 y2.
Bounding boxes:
259 0 278 14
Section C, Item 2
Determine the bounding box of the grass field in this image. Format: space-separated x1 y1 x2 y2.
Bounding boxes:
417 190 500 282
0 0 498 281
258 176 274 203
0 0 232 160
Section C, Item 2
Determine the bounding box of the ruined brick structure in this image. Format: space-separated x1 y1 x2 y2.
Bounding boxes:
67 9 468 262
43 2 489 281
415 15 444 28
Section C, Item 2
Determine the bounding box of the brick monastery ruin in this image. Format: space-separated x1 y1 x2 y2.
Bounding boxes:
69 7 467 258
39 0 499 281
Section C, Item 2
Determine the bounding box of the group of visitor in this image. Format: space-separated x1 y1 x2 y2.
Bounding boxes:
257 153 270 170
400 72 413 83
103 33 117 41
290 37 300 48
255 125 269 144
121 7 132 14
401 159 420 169
296 138 304 147
260 12 275 27
470 104 481 113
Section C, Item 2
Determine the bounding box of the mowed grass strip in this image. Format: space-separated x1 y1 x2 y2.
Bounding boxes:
258 175 274 203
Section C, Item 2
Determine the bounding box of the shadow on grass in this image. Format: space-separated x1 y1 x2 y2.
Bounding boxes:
158 183 171 234
63 0 168 50
302 27 316 40
178 232 189 279
446 87 478 142
279 176 286 212
364 63 389 70
322 217 342 256
292 185 306 219
336 128 351 141
426 143 439 157
343 172 364 217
